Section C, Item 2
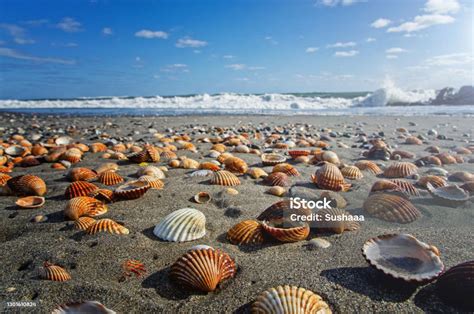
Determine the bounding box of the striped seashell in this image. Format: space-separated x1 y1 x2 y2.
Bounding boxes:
7 174 47 196
199 162 221 172
391 150 416 159
354 160 383 175
264 172 291 187
73 143 89 153
138 175 164 189
88 188 114 203
95 162 119 174
262 220 310 242
217 152 234 164
272 163 300 177
0 173 11 185
227 220 265 245
210 170 241 186
182 158 200 169
65 181 99 199
51 163 67 170
31 144 48 156
247 167 268 179
153 208 206 242
257 199 311 223
160 150 177 160
86 218 129 235
252 285 332 314
67 167 97 182
460 181 474 192
340 165 364 180
311 162 351 192
98 171 124 186
60 148 82 164
136 165 165 179
170 248 236 292
383 162 418 178
64 196 108 220
436 260 474 309
128 144 160 163
52 301 115 314
417 156 442 166
405 136 423 145
436 153 457 165
90 142 108 153
371 179 419 196
267 186 286 197
114 180 150 200
416 175 447 189
20 155 41 167
224 156 248 174
15 196 45 209
261 153 286 166
315 207 360 234
448 171 474 182
122 259 146 278
288 150 310 159
74 216 96 230
363 193 421 223
40 262 71 282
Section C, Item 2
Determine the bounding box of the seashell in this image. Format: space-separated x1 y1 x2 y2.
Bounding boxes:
417 156 442 166
51 163 67 170
233 144 250 153
437 152 457 165
448 171 474 182
383 162 418 178
340 165 363 180
7 174 47 196
169 159 181 168
272 163 300 177
67 167 97 182
182 158 200 169
136 165 165 179
0 173 11 185
98 171 124 186
427 183 469 203
55 136 73 145
319 190 347 209
212 143 227 153
31 144 48 156
267 186 286 197
128 144 160 163
436 260 474 310
252 285 332 314
210 170 241 186
424 167 449 176
194 192 211 204
257 199 311 223
261 153 286 166
362 233 443 283
5 145 27 156
320 151 340 165
15 196 45 209
294 156 310 164
217 152 234 164
74 216 96 230
311 162 351 192
169 248 236 292
247 167 268 179
224 156 248 174
60 148 82 164
39 262 71 282
95 162 119 174
264 172 291 187
114 180 150 200
20 155 41 167
189 169 213 177
262 220 310 242
137 175 164 189
288 150 310 159
207 150 221 158
391 150 416 159
306 238 331 250
453 155 464 163
354 160 383 175
370 179 420 197
160 150 177 160
315 207 360 234
405 136 423 145
454 147 472 155
416 175 447 189
65 181 99 199
86 218 129 235
199 162 221 172
425 146 440 153
227 220 265 245
363 193 421 223
90 143 108 153
153 208 206 242
0 155 7 166
64 196 108 220
460 181 474 192
88 188 114 203
122 259 146 278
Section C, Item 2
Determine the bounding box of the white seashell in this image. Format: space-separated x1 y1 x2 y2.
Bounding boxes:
188 244 213 251
427 183 470 202
153 208 206 242
136 165 165 179
188 170 213 177
55 136 74 146
424 167 449 177
207 150 221 158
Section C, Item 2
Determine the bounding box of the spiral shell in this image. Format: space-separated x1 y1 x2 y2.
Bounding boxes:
272 163 300 177
122 259 146 278
227 220 265 245
65 181 99 199
15 196 45 209
416 175 447 189
383 162 418 178
224 156 248 174
252 285 332 314
136 165 165 179
262 221 310 242
7 174 47 196
363 193 421 223
40 262 71 282
114 180 150 200
74 216 96 230
64 196 108 220
315 207 360 234
153 208 206 242
210 170 241 186
340 165 363 180
98 171 124 186
169 248 236 292
311 162 351 192
86 218 129 235
436 260 474 310
261 153 286 166
247 167 268 179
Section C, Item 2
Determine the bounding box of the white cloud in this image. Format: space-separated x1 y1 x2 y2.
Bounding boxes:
14 38 35 44
316 0 364 7
424 52 473 66
366 37 376 42
161 63 189 73
334 50 359 57
223 55 235 59
387 14 454 33
0 23 35 45
176 37 207 48
135 29 168 39
327 41 356 48
102 27 113 36
386 47 407 54
424 0 460 14
386 55 398 59
226 64 246 70
56 17 82 32
371 18 392 28
306 47 319 53
0 47 75 64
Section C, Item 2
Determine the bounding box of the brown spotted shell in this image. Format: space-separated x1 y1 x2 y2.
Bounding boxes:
261 221 310 242
340 165 363 180
65 181 99 199
417 175 447 189
67 167 97 182
315 207 360 234
64 196 108 220
7 174 47 196
264 172 291 187
224 156 248 174
40 262 71 282
354 160 383 175
74 216 96 230
311 162 351 192
138 175 164 189
86 218 129 235
227 220 265 245
210 170 241 186
114 180 150 200
98 171 124 186
169 248 236 292
383 162 418 178
436 260 474 310
363 193 421 223
272 163 300 177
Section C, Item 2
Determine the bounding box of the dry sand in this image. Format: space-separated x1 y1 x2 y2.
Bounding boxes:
0 113 473 313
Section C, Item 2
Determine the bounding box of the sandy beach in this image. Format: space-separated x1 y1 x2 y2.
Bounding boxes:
0 113 472 313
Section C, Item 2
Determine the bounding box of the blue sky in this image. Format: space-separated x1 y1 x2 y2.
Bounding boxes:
0 0 472 99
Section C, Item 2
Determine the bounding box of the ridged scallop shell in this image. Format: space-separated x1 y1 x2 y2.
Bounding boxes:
315 207 360 234
114 180 150 200
39 262 71 282
224 156 248 174
65 181 99 199
0 173 11 185
383 162 418 178
217 152 234 164
247 167 268 179
264 172 291 187
52 301 115 314
362 234 444 283
86 218 129 235
370 179 420 197
15 196 45 209
427 183 469 202
64 196 108 220
252 285 332 314
340 166 364 180
257 199 311 223
169 248 236 292
436 260 474 310
416 175 447 189
67 167 97 182
88 188 114 203
20 155 41 167
137 175 164 189
136 165 165 179
98 171 124 186
363 193 421 223
60 148 82 164
437 152 457 164
261 153 286 166
153 208 206 242
227 220 265 245
262 221 310 242
288 150 310 159
90 143 108 153
210 170 241 186
95 162 119 174
311 162 351 192
122 259 146 278
74 216 96 230
160 150 177 160
7 174 47 196
128 144 160 163
272 163 300 177
199 162 221 172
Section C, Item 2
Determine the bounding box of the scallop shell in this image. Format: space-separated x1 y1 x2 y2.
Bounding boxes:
128 144 160 163
114 180 150 200
224 156 248 174
391 150 416 159
52 301 116 314
98 171 124 186
60 148 82 164
247 167 268 179
153 208 206 242
288 150 310 159
90 143 108 153
363 193 421 223
55 136 73 145
416 175 447 189
272 163 300 177
212 143 227 153
7 174 47 196
74 216 96 230
257 199 311 223
210 170 241 186
448 171 474 182
362 233 444 283
40 262 71 282
86 218 129 235
136 165 165 179
311 162 351 192
137 175 164 189
199 162 221 172
340 165 364 180
427 183 469 202
122 259 147 278
264 172 291 187
160 150 177 160
0 173 11 185
31 144 48 156
234 144 250 153
217 152 234 164
64 196 108 220
436 260 474 310
65 181 99 199
169 248 236 292
418 156 442 166
315 207 360 234
15 196 45 209
383 162 418 178
252 285 332 314
67 167 97 182
194 192 211 204
95 162 119 174
320 151 340 165
88 188 114 203
261 153 286 166
267 186 286 197
370 179 420 197
227 220 265 245
262 220 310 242
437 152 457 164
20 155 41 167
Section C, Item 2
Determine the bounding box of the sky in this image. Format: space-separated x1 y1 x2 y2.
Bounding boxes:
0 0 473 99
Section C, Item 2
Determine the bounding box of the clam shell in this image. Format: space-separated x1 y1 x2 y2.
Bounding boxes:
65 181 99 199
247 167 268 179
64 196 108 220
262 220 310 242
5 145 27 156
122 259 146 277
363 193 421 223
383 162 418 178
315 207 360 234
182 158 200 169
136 165 165 179
98 171 124 186
320 151 340 165
153 208 206 242
114 180 150 200
86 218 129 235
436 260 474 310
252 285 332 314
194 192 211 204
137 175 164 189
362 233 444 283
55 136 73 145
264 172 290 187
169 248 236 292
7 174 47 196
74 216 96 231
416 175 447 189
233 144 250 153
405 136 423 145
227 220 265 245
40 262 71 282
272 163 300 177
261 153 286 166
210 170 241 186
427 183 469 202
224 156 248 174
340 165 364 180
15 196 45 209
311 162 351 192
67 167 97 182
52 301 116 314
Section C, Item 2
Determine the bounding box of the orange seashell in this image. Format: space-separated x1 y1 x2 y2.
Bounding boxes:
272 163 300 177
65 181 99 199
0 155 7 167
169 248 236 292
363 193 421 223
311 162 351 192
199 162 221 172
217 152 234 164
264 172 291 187
160 150 177 160
98 171 124 186
405 136 423 145
19 156 40 167
74 216 96 230
262 220 310 242
90 142 108 153
0 173 11 185
340 165 364 180
51 163 66 170
73 143 89 153
128 144 160 163
113 143 127 152
114 180 150 200
182 158 200 169
168 159 181 168
315 207 360 234
67 167 98 182
60 148 82 164
88 188 115 203
227 220 265 245
15 196 45 209
371 179 420 197
7 174 47 196
383 162 418 178
40 262 71 282
210 170 241 186
288 150 310 159
224 156 248 174
417 175 447 189
247 167 268 179
391 150 416 159
418 156 442 166
64 196 108 220
137 175 164 189
86 218 129 235
211 143 227 153
257 200 311 224
436 153 457 165
122 259 146 278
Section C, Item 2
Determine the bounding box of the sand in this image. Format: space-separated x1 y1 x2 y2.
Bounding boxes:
0 113 473 313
